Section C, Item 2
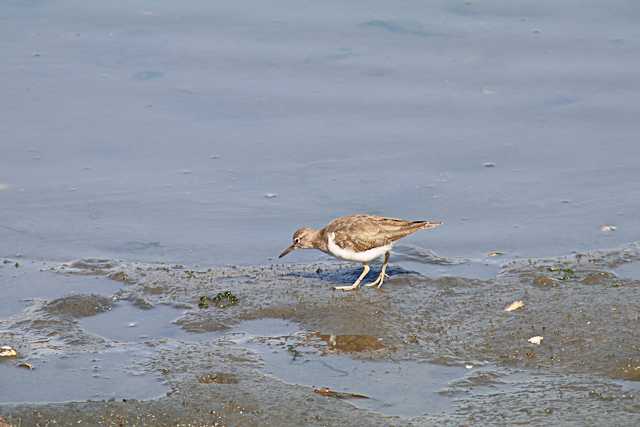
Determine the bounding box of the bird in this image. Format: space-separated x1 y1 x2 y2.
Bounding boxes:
279 214 442 291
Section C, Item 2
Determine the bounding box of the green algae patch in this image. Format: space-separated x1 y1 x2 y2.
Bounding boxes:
548 266 576 281
199 291 239 309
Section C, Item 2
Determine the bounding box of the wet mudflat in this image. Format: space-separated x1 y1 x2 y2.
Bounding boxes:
2 248 640 425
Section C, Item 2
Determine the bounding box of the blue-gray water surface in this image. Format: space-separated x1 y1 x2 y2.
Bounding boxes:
1 0 639 266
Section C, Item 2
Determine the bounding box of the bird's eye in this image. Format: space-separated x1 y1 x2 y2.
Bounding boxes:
294 238 300 244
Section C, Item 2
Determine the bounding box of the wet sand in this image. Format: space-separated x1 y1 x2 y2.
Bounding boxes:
1 250 640 425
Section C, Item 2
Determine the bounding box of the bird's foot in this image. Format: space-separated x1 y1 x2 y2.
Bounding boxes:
333 283 361 291
364 272 389 288
364 279 381 288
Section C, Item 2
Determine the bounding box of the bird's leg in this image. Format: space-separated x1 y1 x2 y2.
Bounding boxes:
365 252 390 289
334 264 370 291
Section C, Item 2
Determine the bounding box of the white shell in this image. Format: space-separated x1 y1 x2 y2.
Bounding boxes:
528 336 544 345
505 300 524 312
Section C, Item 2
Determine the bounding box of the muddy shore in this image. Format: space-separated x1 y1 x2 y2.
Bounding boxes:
2 245 640 425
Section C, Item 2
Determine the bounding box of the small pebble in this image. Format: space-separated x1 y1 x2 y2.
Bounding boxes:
483 162 496 168
264 193 278 199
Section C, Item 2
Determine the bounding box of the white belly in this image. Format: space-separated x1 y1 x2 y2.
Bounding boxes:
327 232 392 263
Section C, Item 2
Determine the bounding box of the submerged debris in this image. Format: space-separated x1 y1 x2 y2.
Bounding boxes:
198 372 239 384
0 346 18 358
533 275 556 287
317 334 385 352
581 271 616 286
198 296 209 308
198 291 239 309
504 300 524 312
610 363 640 381
287 344 301 361
108 271 131 283
313 387 369 399
548 266 576 281
528 336 544 345
131 297 154 310
17 362 33 370
59 258 116 275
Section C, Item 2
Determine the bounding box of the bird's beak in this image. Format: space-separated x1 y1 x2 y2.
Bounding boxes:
279 244 296 258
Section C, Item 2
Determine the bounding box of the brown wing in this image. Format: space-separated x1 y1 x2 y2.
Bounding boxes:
323 214 441 252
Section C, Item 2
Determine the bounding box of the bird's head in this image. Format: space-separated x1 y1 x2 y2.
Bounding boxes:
279 227 317 258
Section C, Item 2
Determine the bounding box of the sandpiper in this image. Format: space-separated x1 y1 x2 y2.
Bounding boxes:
279 214 442 291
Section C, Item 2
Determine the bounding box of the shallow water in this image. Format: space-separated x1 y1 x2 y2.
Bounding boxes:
79 302 202 343
0 349 166 404
235 319 464 417
613 261 640 280
1 0 640 266
0 260 120 318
